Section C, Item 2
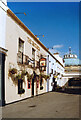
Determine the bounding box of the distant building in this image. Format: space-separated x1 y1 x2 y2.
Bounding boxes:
53 52 68 87
63 47 81 80
48 50 66 88
46 52 65 91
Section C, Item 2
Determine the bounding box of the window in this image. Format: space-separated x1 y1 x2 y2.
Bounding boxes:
28 80 31 89
51 69 53 74
18 38 24 64
18 79 25 94
32 48 35 67
40 78 43 90
19 38 24 53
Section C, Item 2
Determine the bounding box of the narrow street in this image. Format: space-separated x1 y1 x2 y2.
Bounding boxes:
2 92 79 118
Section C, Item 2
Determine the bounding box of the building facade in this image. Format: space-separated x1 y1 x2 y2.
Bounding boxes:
47 52 65 91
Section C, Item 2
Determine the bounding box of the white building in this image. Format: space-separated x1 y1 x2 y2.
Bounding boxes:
47 52 65 91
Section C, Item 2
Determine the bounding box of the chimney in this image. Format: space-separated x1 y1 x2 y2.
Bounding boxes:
53 52 59 55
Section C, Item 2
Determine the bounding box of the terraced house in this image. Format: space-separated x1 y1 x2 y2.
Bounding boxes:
0 0 65 106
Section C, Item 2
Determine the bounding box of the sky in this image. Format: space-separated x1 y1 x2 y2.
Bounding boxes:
7 2 79 58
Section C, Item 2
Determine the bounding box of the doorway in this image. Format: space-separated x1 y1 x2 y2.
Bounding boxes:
32 78 34 96
0 53 5 106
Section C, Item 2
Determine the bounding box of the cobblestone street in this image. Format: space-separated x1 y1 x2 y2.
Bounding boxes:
2 92 80 119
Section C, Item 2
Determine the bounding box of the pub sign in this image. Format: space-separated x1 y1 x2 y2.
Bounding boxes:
39 58 46 71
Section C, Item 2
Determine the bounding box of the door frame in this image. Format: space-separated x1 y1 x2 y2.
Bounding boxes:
0 53 5 106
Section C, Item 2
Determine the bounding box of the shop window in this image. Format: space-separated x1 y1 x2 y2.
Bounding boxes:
18 79 25 94
28 80 31 89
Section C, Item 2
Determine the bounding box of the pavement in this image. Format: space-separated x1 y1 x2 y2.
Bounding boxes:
2 92 80 119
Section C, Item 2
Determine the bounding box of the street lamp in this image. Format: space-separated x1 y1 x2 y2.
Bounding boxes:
35 35 44 37
14 12 26 16
47 46 54 49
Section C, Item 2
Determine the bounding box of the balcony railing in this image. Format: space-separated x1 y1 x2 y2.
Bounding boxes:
17 51 39 69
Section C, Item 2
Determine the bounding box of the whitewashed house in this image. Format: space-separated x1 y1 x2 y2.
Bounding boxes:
47 52 65 91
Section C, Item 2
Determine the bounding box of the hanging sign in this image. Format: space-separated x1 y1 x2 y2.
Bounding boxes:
39 58 46 71
40 58 46 67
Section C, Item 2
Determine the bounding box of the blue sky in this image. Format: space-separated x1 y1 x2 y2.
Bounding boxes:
7 2 79 57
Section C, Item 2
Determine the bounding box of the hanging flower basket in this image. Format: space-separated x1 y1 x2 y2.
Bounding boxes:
39 74 50 80
44 75 50 80
40 86 43 90
22 70 28 76
8 68 17 82
9 68 17 75
18 88 25 94
27 72 34 81
16 74 22 81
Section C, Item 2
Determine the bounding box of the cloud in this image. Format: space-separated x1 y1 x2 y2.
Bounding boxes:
49 48 61 54
53 45 63 49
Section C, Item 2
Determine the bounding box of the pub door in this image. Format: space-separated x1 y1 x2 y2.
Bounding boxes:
0 53 5 106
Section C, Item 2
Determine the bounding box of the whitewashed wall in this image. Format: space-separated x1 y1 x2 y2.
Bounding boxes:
47 54 56 91
0 2 7 49
57 77 68 87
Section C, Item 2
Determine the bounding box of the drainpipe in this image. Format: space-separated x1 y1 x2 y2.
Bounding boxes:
47 55 49 92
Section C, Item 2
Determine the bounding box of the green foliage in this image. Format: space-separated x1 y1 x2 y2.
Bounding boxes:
44 75 50 80
21 70 28 76
39 74 50 80
15 74 22 80
18 88 25 94
27 72 34 80
8 68 50 84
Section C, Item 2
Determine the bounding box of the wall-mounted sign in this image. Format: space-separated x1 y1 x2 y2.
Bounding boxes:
27 37 40 51
39 58 46 71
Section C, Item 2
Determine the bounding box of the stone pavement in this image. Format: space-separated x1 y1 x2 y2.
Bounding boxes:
2 92 80 118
